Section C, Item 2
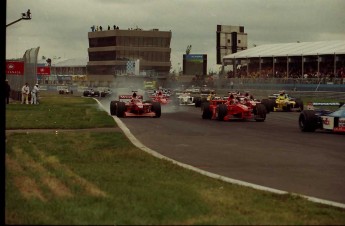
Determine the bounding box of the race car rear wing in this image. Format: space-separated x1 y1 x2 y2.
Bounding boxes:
306 102 344 110
312 102 344 107
119 95 143 100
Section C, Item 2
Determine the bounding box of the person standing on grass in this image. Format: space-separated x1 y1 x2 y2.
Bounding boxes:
21 83 30 104
5 79 11 104
31 84 39 104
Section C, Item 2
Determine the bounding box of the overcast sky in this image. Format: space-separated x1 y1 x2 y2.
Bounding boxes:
6 0 345 72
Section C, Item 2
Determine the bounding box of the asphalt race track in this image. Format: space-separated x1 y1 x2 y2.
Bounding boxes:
100 99 345 204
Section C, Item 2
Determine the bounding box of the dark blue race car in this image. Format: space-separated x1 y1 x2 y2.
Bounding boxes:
299 103 345 133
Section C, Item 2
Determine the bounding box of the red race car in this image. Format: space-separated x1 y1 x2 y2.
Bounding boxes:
149 90 170 105
110 92 161 118
202 98 266 122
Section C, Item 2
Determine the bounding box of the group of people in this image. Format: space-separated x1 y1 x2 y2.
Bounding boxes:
90 25 119 32
21 82 40 105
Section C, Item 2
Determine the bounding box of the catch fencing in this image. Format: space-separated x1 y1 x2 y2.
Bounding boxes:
7 47 40 101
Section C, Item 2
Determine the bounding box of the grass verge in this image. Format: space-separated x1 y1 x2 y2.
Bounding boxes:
5 95 115 129
5 94 345 224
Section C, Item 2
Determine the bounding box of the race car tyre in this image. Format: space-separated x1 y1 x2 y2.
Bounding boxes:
217 104 227 121
201 97 207 104
202 103 212 119
152 102 161 118
269 99 275 112
299 110 318 132
295 99 304 111
116 102 126 118
94 91 100 97
101 92 106 97
110 101 119 115
194 97 202 107
254 103 266 122
83 91 89 97
261 99 271 114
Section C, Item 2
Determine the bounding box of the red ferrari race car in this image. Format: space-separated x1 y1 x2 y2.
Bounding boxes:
149 90 171 105
202 98 267 122
110 92 161 118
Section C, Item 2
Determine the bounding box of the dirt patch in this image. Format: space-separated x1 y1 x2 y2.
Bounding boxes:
36 150 107 197
6 154 46 202
13 148 73 199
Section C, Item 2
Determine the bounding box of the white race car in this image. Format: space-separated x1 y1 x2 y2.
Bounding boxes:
299 103 345 133
177 93 195 106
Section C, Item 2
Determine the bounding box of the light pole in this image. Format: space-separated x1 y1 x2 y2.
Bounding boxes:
6 9 32 27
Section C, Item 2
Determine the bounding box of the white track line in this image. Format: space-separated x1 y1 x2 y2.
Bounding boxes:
95 98 345 209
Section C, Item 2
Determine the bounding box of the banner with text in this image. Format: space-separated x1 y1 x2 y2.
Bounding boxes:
6 61 24 75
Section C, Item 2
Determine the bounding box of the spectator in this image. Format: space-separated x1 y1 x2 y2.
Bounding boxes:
113 25 116 30
31 84 39 104
27 9 31 18
96 26 99 31
108 25 110 30
91 25 95 32
5 79 10 104
21 83 30 104
99 26 103 31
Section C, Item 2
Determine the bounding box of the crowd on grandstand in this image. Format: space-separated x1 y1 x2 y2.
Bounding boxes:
226 65 345 81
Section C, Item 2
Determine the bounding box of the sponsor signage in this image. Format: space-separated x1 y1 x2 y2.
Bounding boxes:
334 118 345 132
6 61 51 76
6 61 24 75
321 116 334 130
119 95 143 99
313 102 341 106
37 66 51 75
185 54 203 62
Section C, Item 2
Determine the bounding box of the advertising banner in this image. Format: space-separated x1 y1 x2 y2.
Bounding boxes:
37 66 51 75
6 61 24 75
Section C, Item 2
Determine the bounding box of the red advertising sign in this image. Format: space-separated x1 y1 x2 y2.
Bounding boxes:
37 66 51 75
6 61 24 75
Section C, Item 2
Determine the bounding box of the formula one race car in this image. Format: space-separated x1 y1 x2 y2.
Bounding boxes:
99 88 112 97
148 90 171 105
176 92 195 106
202 98 266 122
83 89 100 97
110 92 161 118
268 92 303 112
58 87 73 94
299 102 345 133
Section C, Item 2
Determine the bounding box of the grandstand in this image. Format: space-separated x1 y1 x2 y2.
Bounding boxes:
222 40 345 81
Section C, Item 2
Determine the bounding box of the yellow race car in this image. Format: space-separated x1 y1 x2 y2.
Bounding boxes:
269 92 304 112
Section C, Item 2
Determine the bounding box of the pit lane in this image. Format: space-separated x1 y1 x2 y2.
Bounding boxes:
100 99 345 204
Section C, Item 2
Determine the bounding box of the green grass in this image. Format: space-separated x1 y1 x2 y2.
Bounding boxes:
5 94 345 225
6 95 115 129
